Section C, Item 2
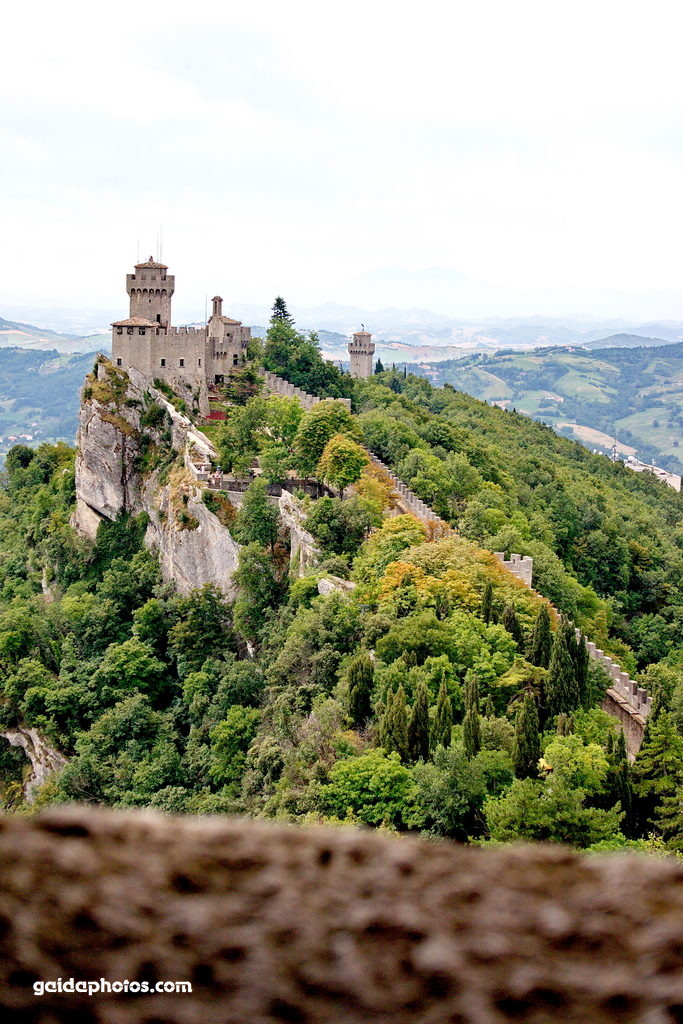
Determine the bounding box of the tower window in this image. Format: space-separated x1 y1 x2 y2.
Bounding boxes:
127 327 134 335
138 328 145 335
160 359 166 367
116 358 122 366
233 354 238 366
179 358 185 367
198 358 202 366
116 327 123 335
156 314 161 323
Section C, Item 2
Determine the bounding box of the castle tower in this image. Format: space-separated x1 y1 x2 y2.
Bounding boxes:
126 257 175 328
348 327 375 379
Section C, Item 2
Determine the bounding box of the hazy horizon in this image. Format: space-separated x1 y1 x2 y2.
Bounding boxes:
4 1 683 322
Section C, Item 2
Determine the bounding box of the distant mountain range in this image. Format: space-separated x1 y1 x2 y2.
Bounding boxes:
5 302 683 359
0 317 106 354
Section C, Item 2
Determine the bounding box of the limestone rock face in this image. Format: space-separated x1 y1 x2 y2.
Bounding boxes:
143 478 240 598
278 490 318 575
72 392 144 538
2 806 683 1023
72 359 239 596
0 728 67 802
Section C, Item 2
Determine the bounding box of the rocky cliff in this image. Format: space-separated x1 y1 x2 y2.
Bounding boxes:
73 358 240 596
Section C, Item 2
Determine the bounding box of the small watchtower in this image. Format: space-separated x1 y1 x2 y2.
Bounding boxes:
126 257 174 328
348 327 375 379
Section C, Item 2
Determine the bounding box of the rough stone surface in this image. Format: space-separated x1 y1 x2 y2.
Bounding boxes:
72 363 240 597
278 490 318 574
0 729 67 801
1 807 683 1023
72 393 144 538
317 575 356 596
143 477 240 598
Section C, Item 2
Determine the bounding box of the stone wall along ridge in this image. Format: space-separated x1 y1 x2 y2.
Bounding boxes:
258 368 352 412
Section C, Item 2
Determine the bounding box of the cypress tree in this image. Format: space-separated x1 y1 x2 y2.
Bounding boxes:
432 680 453 749
527 604 552 668
374 357 384 374
574 633 590 709
462 675 481 759
380 684 409 761
348 653 374 727
408 680 430 762
484 694 496 719
512 692 540 779
501 603 524 648
480 582 493 625
606 729 633 827
546 617 581 717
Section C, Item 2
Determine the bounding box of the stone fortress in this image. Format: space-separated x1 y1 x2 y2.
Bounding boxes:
112 258 376 384
112 258 252 387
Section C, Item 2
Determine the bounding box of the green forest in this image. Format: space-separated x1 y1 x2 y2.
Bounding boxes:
412 342 683 473
2 312 683 853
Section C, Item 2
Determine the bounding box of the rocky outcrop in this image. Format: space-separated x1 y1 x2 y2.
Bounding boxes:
72 359 240 597
278 490 319 574
2 806 683 1022
143 472 241 598
0 728 67 802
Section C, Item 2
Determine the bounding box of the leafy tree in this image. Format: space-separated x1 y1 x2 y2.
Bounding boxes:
485 776 622 847
432 679 453 749
209 705 260 788
347 652 374 726
168 585 235 677
86 637 169 707
319 749 415 827
408 744 486 838
512 692 540 778
293 402 358 477
305 496 375 556
408 679 430 762
316 434 369 496
546 617 580 717
233 478 279 551
380 684 409 761
233 543 281 641
544 733 609 794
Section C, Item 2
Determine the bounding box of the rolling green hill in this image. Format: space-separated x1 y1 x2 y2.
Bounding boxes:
0 348 98 458
409 343 683 472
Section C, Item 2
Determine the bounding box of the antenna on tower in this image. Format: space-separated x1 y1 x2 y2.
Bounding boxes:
205 294 208 324
159 224 163 263
137 238 140 263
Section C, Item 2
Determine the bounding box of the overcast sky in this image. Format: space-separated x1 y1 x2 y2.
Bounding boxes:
3 0 683 321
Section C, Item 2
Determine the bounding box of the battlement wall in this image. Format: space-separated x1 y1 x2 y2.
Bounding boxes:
258 368 352 412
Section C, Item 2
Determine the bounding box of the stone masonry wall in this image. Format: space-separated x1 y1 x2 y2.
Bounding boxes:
3 807 683 1023
258 368 352 412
